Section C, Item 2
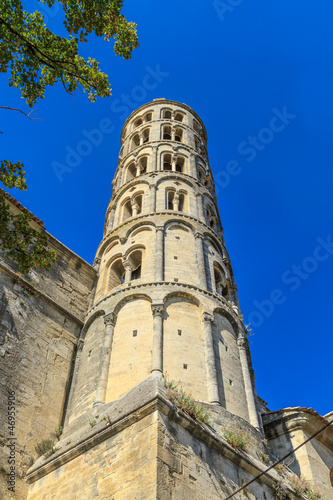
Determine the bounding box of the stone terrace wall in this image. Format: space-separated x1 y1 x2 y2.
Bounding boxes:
0 210 96 499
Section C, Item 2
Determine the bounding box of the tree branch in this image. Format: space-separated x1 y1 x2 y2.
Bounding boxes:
0 106 37 121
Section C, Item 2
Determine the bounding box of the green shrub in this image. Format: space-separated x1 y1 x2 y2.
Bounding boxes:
55 425 63 439
163 375 211 425
223 425 250 451
35 439 57 458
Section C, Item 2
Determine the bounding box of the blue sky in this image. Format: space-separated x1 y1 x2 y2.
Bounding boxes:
1 1 333 416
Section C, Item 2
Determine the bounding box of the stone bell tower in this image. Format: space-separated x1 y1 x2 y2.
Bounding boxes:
27 99 274 500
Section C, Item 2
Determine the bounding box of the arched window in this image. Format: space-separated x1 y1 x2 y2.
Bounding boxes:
144 112 152 122
163 109 172 119
214 264 228 297
166 190 176 210
123 200 132 221
133 118 143 129
163 153 172 171
138 156 147 174
174 128 183 142
166 190 186 212
162 125 172 140
193 119 201 133
142 128 150 144
133 194 143 215
108 259 125 290
198 166 205 181
175 157 184 173
206 205 217 230
128 250 143 280
126 162 136 182
175 113 184 122
131 134 140 151
178 193 185 212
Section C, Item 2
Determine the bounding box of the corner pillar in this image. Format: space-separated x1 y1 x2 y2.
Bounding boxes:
149 184 157 212
155 226 164 281
202 313 220 404
151 304 164 373
238 336 261 429
94 313 116 406
195 232 207 290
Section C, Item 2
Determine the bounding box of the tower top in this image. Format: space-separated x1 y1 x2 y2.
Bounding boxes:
121 98 207 142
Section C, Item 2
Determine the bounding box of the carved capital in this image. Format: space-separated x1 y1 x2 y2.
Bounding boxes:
104 312 116 327
151 304 164 317
237 337 246 349
202 312 214 324
123 259 132 270
149 184 156 190
156 225 164 233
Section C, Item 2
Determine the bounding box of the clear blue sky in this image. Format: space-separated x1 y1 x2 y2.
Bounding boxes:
2 1 333 416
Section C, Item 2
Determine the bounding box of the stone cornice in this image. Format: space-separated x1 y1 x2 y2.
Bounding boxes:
263 409 333 450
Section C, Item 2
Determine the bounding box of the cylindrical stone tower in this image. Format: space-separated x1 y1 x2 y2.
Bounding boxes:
67 98 261 430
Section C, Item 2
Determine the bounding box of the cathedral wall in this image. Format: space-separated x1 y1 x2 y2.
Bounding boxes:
106 298 153 401
163 297 208 401
67 314 105 425
27 412 158 500
213 313 249 421
164 225 199 286
0 208 95 499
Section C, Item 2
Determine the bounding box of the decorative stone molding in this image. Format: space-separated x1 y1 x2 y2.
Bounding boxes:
104 312 116 327
151 304 164 317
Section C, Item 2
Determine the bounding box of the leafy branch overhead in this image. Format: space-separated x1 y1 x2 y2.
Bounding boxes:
0 0 139 106
0 1 138 272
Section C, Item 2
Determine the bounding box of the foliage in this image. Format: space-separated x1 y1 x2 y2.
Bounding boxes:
272 481 291 500
0 0 138 272
55 425 63 439
289 475 308 496
306 488 322 500
222 425 250 451
256 450 269 465
0 189 57 273
0 0 138 107
274 463 286 476
163 375 211 425
35 438 57 457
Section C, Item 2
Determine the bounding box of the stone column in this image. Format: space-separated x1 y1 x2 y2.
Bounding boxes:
107 208 116 231
190 153 196 177
196 192 205 222
173 192 179 211
202 313 220 404
237 337 261 429
131 200 138 217
151 146 158 171
195 232 207 290
151 304 164 373
155 226 164 281
123 260 132 283
94 313 116 406
172 155 177 172
149 184 157 213
136 163 141 177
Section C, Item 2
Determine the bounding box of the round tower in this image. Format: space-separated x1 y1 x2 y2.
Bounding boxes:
67 99 260 430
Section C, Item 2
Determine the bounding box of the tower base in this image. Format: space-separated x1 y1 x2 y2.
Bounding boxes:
26 374 297 499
